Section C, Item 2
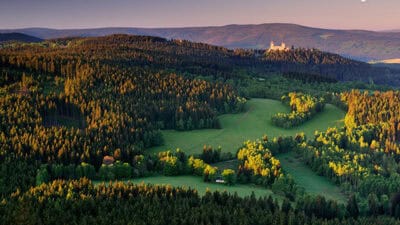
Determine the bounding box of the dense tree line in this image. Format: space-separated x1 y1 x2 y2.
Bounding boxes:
282 72 338 83
234 74 391 101
264 48 400 86
271 93 325 128
265 48 363 66
35 161 135 185
199 145 235 163
343 90 400 143
33 148 226 185
1 178 399 225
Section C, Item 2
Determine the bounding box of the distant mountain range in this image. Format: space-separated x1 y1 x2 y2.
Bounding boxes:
1 23 400 61
370 58 400 70
385 29 400 32
0 32 43 43
371 59 400 64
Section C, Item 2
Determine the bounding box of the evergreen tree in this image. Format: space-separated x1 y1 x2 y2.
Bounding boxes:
346 195 359 219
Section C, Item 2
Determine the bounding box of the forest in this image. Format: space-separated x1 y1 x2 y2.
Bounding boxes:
263 48 400 85
2 178 399 225
1 34 400 224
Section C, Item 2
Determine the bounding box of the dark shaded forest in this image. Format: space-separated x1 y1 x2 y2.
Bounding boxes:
1 179 399 225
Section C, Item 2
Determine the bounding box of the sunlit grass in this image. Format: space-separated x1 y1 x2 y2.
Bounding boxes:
149 98 345 155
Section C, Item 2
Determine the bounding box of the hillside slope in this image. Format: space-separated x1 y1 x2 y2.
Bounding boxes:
2 24 400 61
0 32 43 43
1 34 399 86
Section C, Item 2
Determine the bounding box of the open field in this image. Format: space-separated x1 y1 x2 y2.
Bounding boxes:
149 98 345 155
276 151 347 203
94 175 281 199
146 98 346 202
212 155 346 202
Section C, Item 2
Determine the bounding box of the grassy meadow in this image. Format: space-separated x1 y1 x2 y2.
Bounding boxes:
140 98 347 202
149 98 345 155
276 151 347 203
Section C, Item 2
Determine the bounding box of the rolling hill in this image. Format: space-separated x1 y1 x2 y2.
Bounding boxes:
1 34 399 86
0 32 43 43
1 24 400 61
385 29 400 32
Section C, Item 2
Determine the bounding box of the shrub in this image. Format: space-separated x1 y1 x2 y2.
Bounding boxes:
36 165 50 186
221 169 236 185
158 151 186 176
76 162 96 179
188 156 206 176
98 164 115 180
203 165 218 182
114 161 133 179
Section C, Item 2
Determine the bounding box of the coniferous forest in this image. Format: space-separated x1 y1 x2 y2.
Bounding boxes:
1 34 400 224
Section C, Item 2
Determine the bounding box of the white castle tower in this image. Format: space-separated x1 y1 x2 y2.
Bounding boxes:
268 41 289 52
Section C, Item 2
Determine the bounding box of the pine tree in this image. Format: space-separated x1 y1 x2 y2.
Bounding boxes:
281 198 292 213
346 195 359 219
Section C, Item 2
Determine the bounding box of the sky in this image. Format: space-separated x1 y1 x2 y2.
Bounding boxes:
0 0 399 31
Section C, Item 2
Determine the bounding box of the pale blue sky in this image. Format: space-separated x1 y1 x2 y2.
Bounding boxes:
0 0 399 30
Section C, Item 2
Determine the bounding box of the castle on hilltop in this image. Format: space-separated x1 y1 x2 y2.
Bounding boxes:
268 41 289 52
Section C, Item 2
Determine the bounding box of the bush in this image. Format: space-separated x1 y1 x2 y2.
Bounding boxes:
188 156 206 176
272 175 297 200
98 164 115 180
200 145 221 163
203 165 218 182
114 161 133 179
158 151 186 176
76 162 96 179
221 169 236 185
36 165 50 186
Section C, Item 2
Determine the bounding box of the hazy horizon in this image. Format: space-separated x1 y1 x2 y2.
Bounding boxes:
2 22 399 33
1 0 399 31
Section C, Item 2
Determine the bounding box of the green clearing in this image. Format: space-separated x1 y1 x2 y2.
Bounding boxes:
149 98 345 155
94 175 280 199
211 159 238 171
145 98 346 202
213 156 346 202
276 151 347 203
